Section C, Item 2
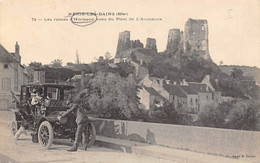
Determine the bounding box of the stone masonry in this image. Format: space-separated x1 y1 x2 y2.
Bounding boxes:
116 30 131 54
145 38 157 52
166 29 183 52
184 18 211 60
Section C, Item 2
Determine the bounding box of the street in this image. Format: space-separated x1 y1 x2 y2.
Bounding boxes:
0 123 175 163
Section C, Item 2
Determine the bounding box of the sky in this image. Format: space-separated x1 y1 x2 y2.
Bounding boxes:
0 0 259 67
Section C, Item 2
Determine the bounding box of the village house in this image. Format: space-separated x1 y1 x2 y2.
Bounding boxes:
138 86 165 111
162 82 188 111
201 75 222 104
138 74 222 114
0 42 29 110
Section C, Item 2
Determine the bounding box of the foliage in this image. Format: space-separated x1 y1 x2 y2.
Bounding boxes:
85 72 140 119
230 68 243 79
226 100 259 130
149 102 188 124
51 59 63 68
197 103 226 128
104 51 112 60
28 61 42 69
115 62 135 77
40 67 79 83
197 100 260 131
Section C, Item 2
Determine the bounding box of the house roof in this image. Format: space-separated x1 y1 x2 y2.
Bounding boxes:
143 86 166 100
179 85 198 95
188 82 213 93
67 73 93 81
163 83 187 98
209 79 222 91
0 44 17 62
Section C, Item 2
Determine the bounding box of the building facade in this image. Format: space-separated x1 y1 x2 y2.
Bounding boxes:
0 42 28 110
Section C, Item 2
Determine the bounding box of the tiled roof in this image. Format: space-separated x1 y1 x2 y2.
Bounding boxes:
163 83 187 97
0 44 17 62
179 85 198 95
209 79 222 91
143 86 166 100
188 82 213 93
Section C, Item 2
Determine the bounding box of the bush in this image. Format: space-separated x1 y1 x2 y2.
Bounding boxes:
226 100 260 130
197 103 225 128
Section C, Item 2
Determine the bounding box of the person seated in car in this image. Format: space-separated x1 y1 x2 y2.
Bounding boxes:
31 88 43 106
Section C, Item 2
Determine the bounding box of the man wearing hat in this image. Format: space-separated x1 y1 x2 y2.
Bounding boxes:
57 93 89 152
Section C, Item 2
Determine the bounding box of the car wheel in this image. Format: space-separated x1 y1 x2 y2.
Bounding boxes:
11 120 18 136
86 122 96 148
38 121 54 149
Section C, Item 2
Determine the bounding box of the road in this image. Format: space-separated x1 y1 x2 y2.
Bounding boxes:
0 123 175 163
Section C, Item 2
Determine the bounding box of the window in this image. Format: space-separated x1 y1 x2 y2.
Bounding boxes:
4 64 8 69
201 25 205 31
2 78 11 90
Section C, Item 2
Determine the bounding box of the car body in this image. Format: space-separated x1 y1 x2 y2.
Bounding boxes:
11 83 96 149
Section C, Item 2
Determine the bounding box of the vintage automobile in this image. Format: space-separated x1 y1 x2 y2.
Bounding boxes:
11 83 96 149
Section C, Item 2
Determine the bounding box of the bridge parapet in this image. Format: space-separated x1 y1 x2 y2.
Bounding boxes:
92 118 260 157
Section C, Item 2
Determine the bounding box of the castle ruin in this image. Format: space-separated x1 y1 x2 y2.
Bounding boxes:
115 18 212 64
166 29 183 52
116 31 131 54
184 18 211 60
145 38 157 52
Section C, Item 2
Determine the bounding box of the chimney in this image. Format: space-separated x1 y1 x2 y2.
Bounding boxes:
173 81 177 85
159 79 163 87
15 41 19 55
15 41 21 63
81 70 85 88
140 59 143 65
181 79 187 85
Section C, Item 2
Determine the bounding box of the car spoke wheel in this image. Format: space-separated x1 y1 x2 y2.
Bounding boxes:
11 121 18 136
38 121 53 149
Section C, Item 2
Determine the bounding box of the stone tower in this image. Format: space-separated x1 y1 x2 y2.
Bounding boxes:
184 18 211 60
145 38 157 52
116 31 131 54
166 29 183 52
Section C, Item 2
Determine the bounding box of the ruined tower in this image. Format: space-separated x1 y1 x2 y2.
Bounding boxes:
145 38 157 52
184 18 211 60
166 29 183 52
116 31 131 54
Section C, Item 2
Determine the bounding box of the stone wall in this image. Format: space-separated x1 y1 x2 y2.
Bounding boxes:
93 118 260 157
145 38 157 52
184 18 211 60
116 31 131 54
166 29 183 52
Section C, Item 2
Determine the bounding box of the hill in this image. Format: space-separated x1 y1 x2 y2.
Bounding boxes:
219 65 260 85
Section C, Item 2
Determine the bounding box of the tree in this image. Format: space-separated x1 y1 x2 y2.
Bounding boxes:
104 51 112 60
51 59 63 68
76 50 80 64
197 103 226 128
150 102 184 124
230 68 243 79
86 72 140 119
226 100 259 130
28 61 42 69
